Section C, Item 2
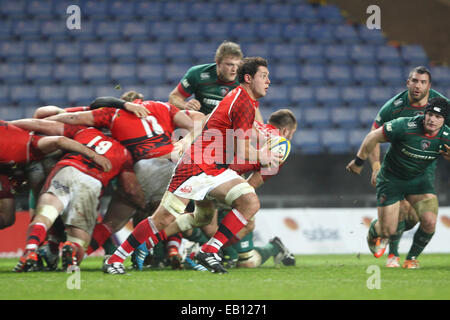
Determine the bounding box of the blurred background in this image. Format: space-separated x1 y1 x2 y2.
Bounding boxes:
0 0 449 212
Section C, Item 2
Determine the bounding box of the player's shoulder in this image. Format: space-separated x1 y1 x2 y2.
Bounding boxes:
429 88 449 101
186 63 216 78
384 90 408 109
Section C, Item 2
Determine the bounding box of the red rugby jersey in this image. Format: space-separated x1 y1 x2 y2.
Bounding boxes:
91 100 180 161
54 125 133 187
0 120 44 166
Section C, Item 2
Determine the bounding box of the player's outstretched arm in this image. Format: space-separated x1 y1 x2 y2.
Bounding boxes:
169 86 201 111
367 124 382 186
33 105 65 119
45 110 95 126
90 96 149 118
9 118 64 136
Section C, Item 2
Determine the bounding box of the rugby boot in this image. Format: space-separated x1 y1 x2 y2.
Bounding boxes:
385 254 400 268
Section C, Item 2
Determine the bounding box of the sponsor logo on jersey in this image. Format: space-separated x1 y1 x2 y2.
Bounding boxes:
421 140 431 150
394 99 403 106
179 185 192 193
182 79 190 88
407 121 418 128
200 72 210 80
203 98 220 106
386 123 392 131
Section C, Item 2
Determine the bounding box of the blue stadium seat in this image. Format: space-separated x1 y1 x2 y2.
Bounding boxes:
270 43 297 62
54 42 82 62
348 128 368 151
368 86 393 106
165 63 191 84
243 43 271 60
292 129 322 154
26 41 54 62
321 129 350 153
357 25 386 45
326 64 353 85
150 21 177 42
256 23 282 42
353 65 378 85
341 86 367 107
297 44 325 64
83 0 109 19
308 24 336 44
53 63 81 83
53 1 79 17
162 2 188 21
241 3 267 21
0 107 23 121
359 106 379 127
1 0 26 19
315 86 342 106
188 2 217 21
376 45 402 65
262 85 289 106
164 43 193 63
0 41 26 62
67 85 96 106
431 66 450 87
271 64 299 84
39 85 68 106
204 22 231 41
267 3 292 22
109 42 137 62
401 45 429 66
259 106 275 123
176 22 205 41
299 64 326 85
216 3 241 21
230 23 257 42
120 85 152 100
0 63 24 83
302 107 331 128
96 21 123 41
10 85 39 106
135 1 162 20
95 85 122 98
350 44 376 64
136 42 165 63
289 86 316 107
110 63 137 84
0 85 10 105
0 21 12 40
67 21 97 41
41 20 69 40
324 44 351 64
25 63 53 83
152 85 173 101
13 21 41 39
317 5 344 24
292 4 319 23
333 24 360 44
137 64 165 84
330 107 359 128
82 42 109 61
122 22 149 41
81 63 110 83
378 66 403 85
191 42 219 62
108 1 136 19
27 0 54 19
282 23 309 43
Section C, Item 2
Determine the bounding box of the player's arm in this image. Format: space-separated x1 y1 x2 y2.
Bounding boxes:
346 127 387 175
168 85 201 111
89 97 149 118
36 136 112 172
367 123 382 186
46 110 95 126
246 171 265 189
33 105 65 119
9 118 64 136
440 144 450 161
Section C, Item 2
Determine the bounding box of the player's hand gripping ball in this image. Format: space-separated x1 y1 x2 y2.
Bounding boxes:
268 136 291 163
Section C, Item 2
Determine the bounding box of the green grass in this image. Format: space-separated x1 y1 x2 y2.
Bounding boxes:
1 254 450 300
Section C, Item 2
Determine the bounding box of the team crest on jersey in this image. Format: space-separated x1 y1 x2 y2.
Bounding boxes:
421 140 431 150
219 86 230 96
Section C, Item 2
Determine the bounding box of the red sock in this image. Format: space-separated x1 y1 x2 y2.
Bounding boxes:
72 242 85 264
25 223 47 252
201 209 247 253
87 222 112 255
167 233 182 256
108 217 167 264
222 234 242 248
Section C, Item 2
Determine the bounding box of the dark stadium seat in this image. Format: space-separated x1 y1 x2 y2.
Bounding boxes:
136 42 165 63
289 86 316 107
350 44 376 64
137 63 165 84
41 20 70 40
82 42 110 61
10 85 39 106
321 129 350 153
0 85 10 105
122 22 149 41
368 86 394 106
204 22 232 41
230 22 257 42
0 106 23 121
308 24 336 44
1 0 27 19
150 21 177 42
216 3 241 21
191 42 219 62
376 45 402 65
0 63 25 83
326 64 353 85
353 65 379 86
357 25 386 45
27 0 54 19
0 21 12 40
292 129 322 154
333 24 360 44
152 85 174 101
67 85 96 105
303 106 332 128
176 22 204 41
270 43 297 62
292 4 319 24
242 3 267 22
66 21 97 41
256 23 282 42
84 0 109 19
299 64 326 85
378 65 403 85
243 43 272 60
330 107 359 128
341 86 367 106
271 64 299 84
95 84 123 98
401 45 428 66
25 63 53 83
109 42 137 62
39 85 68 106
267 3 292 22
26 41 54 62
358 106 379 127
324 44 351 65
165 63 191 84
54 42 82 62
297 44 325 64
262 85 290 106
96 21 123 41
108 1 136 19
53 63 82 83
348 128 369 151
110 63 137 84
162 1 188 21
0 41 26 62
432 66 450 87
317 5 344 24
13 21 41 39
315 86 342 106
188 2 217 21
164 43 193 63
81 63 110 84
135 1 162 20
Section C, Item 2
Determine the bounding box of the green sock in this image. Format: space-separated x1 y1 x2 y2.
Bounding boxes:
223 246 239 261
233 232 254 253
388 220 406 257
185 228 209 245
254 243 281 265
369 219 379 238
406 228 434 260
103 237 117 255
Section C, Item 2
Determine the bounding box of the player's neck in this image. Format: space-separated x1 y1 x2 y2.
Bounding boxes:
408 91 429 107
240 83 258 101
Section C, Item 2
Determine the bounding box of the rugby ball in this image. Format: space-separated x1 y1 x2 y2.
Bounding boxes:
268 136 291 163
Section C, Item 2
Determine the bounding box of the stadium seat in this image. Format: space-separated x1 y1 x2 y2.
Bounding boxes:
67 85 96 106
81 63 110 84
259 106 276 123
289 86 316 107
188 2 217 21
96 21 123 41
357 25 386 45
271 64 299 84
216 3 241 22
368 86 394 106
315 86 342 106
136 42 165 63
299 64 326 85
242 43 271 60
230 23 257 42
176 22 204 41
0 85 10 105
27 0 54 19
204 22 232 41
53 63 82 83
95 84 123 98
350 44 376 64
348 128 369 151
54 42 82 62
13 20 41 39
317 5 344 24
25 63 53 83
359 106 379 127
109 42 137 62
152 85 174 101
292 129 322 154
67 21 97 41
0 41 26 62
292 4 319 24
120 85 152 100
270 43 297 62
341 86 367 107
0 106 23 121
162 2 188 21
83 0 109 19
1 0 26 19
0 63 25 83
150 21 177 42
137 63 165 84
82 42 110 61
39 85 68 106
302 107 331 128
308 24 336 44
241 3 267 21
400 45 428 66
10 85 39 106
281 23 309 43
26 41 54 62
110 63 137 84
122 22 149 41
164 43 193 63
324 44 351 65
135 1 162 20
257 23 282 42
191 42 219 63
333 24 360 44
378 66 404 85
297 44 325 64
108 1 136 19
353 65 379 86
267 3 292 22
431 66 450 87
330 107 359 128
40 20 69 40
165 63 191 84
321 129 350 153
326 64 353 85
376 45 402 65
0 21 12 40
262 85 289 106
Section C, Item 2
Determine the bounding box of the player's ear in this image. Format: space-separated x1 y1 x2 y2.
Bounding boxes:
244 73 252 84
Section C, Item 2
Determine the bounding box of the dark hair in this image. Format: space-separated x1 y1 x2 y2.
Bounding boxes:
425 97 449 120
408 66 432 83
237 57 268 84
120 90 144 102
268 109 297 129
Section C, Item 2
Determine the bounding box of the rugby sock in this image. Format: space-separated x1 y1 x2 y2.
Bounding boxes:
255 243 279 265
201 209 248 254
167 233 182 257
108 217 167 264
72 242 85 264
103 237 117 255
87 222 112 255
406 228 434 260
369 219 379 238
185 228 209 245
25 223 47 252
388 220 406 257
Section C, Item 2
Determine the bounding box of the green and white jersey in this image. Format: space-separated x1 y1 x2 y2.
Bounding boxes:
382 115 450 180
176 63 239 115
374 89 450 128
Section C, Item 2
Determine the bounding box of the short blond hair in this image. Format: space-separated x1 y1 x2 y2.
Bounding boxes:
215 41 243 63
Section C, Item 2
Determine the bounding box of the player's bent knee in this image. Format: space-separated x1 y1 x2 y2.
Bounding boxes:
161 191 187 217
66 235 88 250
36 205 60 225
225 182 255 207
176 213 194 232
412 197 438 218
192 206 215 228
237 250 262 268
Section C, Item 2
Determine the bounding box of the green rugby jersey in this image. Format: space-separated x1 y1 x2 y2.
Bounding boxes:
176 63 239 115
374 89 450 128
381 115 450 180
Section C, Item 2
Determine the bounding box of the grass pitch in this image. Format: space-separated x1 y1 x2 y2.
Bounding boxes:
1 254 450 300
